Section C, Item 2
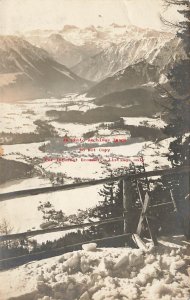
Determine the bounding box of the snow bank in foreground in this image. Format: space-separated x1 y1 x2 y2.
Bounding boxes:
0 237 189 300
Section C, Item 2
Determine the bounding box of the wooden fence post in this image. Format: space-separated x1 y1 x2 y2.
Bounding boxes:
136 185 158 246
123 178 133 233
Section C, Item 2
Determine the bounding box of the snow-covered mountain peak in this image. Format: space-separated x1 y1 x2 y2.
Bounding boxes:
25 24 174 48
0 35 49 61
22 24 180 82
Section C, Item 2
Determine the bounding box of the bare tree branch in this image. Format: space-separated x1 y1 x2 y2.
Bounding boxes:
160 14 185 29
162 0 190 7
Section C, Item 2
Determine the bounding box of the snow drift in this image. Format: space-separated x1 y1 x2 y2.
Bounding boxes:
0 237 189 300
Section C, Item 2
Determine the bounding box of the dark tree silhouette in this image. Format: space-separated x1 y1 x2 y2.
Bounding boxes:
161 0 190 238
88 180 124 237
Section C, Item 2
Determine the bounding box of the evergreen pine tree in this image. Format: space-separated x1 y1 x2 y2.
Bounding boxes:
162 0 190 238
88 164 150 238
88 179 124 237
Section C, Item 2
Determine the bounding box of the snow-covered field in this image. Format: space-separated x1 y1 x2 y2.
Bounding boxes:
51 122 98 137
2 141 48 164
123 117 167 129
0 92 173 241
0 177 50 193
0 94 95 134
140 138 174 172
0 236 189 300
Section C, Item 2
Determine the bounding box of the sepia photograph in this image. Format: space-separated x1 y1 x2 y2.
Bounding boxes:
0 0 189 299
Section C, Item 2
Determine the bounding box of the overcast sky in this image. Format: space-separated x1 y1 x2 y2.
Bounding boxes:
0 0 182 34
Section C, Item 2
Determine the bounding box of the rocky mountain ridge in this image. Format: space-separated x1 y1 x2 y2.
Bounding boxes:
0 36 91 102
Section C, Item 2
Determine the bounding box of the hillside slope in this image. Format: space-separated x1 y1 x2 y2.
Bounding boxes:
87 61 159 98
72 34 184 82
0 36 91 102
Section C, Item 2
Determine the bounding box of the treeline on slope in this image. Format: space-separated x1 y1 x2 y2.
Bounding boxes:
100 118 166 141
0 119 58 145
0 158 34 184
46 102 162 123
93 86 159 107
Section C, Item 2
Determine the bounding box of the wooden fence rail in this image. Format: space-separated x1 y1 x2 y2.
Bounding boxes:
0 166 189 202
0 216 125 242
0 165 189 269
0 202 175 242
0 233 132 270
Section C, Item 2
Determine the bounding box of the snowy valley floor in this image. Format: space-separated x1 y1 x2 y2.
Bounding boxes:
0 236 189 300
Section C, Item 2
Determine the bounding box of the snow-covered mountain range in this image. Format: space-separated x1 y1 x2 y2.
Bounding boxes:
0 24 186 102
24 24 185 82
73 36 184 82
0 36 91 102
